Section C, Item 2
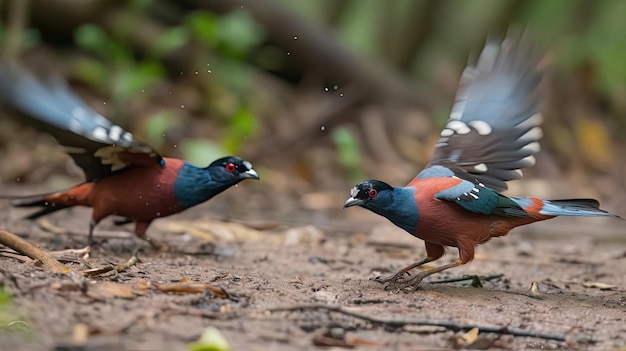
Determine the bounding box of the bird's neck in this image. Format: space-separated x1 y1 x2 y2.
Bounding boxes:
370 187 420 234
173 162 233 209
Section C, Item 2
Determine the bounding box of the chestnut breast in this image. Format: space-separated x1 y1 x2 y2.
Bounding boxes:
410 177 498 248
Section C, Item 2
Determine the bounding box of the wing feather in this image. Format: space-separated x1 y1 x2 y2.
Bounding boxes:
425 29 545 191
0 63 163 181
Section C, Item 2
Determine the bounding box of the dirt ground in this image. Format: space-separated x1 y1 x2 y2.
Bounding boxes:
1 187 625 351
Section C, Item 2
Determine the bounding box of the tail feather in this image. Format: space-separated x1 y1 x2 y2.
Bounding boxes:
1 192 71 219
541 198 620 218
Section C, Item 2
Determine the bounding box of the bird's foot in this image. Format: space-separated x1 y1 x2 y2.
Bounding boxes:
370 270 412 285
383 273 425 291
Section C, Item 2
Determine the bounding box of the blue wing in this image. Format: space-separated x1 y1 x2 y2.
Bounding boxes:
425 29 545 192
0 63 163 181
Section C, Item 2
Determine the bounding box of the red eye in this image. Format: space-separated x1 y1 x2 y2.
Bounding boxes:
368 189 378 198
225 163 236 173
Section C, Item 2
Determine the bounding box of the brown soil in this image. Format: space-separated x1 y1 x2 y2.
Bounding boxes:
1 191 625 351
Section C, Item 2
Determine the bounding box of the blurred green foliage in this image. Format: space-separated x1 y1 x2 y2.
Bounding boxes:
282 0 626 105
0 284 29 334
332 126 365 183
1 0 624 175
72 1 265 161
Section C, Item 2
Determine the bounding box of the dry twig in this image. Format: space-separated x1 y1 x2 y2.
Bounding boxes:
153 281 231 299
0 229 67 272
81 254 139 278
429 274 504 285
267 304 577 342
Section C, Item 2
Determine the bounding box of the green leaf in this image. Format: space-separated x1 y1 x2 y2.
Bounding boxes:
332 126 365 183
74 24 114 60
113 60 165 103
180 139 227 166
150 26 190 57
214 10 265 58
188 327 231 351
74 59 109 87
212 59 251 96
0 284 12 305
222 105 256 153
185 11 218 45
143 111 179 149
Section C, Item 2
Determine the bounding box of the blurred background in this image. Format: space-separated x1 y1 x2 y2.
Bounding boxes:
0 0 624 225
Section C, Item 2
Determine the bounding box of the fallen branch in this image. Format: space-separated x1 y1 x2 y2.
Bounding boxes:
0 229 67 272
267 304 578 343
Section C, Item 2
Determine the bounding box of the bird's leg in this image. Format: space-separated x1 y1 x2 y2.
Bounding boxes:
371 257 436 284
134 221 164 250
386 259 463 291
87 219 97 247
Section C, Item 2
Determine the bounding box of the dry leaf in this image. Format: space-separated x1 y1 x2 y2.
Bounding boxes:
575 117 613 169
312 335 354 349
158 219 332 247
71 323 89 345
134 279 152 292
582 281 617 290
153 281 229 298
283 226 325 246
87 282 136 300
461 328 479 344
156 219 272 243
345 335 387 347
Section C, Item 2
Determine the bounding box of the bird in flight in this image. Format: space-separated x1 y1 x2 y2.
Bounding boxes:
343 31 620 290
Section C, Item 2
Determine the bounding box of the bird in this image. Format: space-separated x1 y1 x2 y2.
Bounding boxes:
343 31 621 290
0 63 259 248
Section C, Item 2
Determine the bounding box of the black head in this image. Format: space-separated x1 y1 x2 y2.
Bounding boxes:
343 180 394 209
207 156 259 183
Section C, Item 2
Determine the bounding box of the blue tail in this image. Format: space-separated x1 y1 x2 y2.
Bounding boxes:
512 197 621 218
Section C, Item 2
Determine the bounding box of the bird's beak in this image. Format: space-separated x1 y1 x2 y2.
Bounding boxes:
241 168 260 180
343 197 363 208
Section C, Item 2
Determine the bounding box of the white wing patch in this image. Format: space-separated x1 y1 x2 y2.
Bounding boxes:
92 127 109 141
446 120 471 134
94 146 128 172
440 128 454 137
108 125 124 141
474 163 488 173
468 120 492 135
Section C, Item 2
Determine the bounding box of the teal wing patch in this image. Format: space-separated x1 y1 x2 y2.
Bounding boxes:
435 179 530 217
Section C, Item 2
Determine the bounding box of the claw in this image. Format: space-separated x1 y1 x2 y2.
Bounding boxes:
370 275 393 284
370 271 412 285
